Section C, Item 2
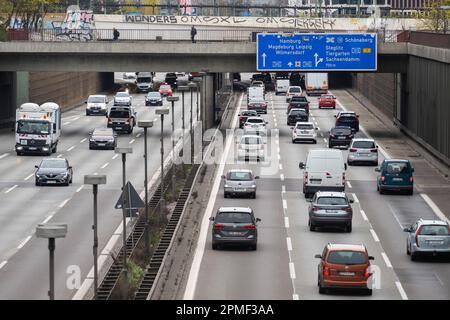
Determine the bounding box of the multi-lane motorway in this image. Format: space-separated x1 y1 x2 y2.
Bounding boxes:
0 74 198 299
185 83 450 300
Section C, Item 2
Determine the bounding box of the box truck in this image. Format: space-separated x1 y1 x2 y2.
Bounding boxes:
305 73 328 96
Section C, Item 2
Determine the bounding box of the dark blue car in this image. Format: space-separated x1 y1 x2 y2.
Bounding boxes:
375 159 414 195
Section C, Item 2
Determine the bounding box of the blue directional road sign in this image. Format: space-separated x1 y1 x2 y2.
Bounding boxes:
257 33 377 71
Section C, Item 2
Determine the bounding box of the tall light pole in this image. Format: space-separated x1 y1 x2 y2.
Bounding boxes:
167 96 179 200
188 82 197 164
36 223 68 300
84 174 107 300
114 146 132 300
137 120 153 256
155 107 170 220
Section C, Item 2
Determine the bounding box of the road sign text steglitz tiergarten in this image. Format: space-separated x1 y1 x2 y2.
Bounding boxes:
257 33 377 71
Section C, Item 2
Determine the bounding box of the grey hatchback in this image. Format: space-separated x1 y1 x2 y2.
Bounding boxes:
222 169 259 198
210 207 261 250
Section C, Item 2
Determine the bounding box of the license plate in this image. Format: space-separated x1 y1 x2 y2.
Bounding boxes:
326 210 338 213
339 272 355 276
429 241 444 246
46 181 56 184
97 143 106 147
234 188 245 192
310 180 321 184
115 127 122 130
229 232 243 236
392 178 403 182
28 147 37 150
338 136 346 139
359 153 370 156
301 131 309 134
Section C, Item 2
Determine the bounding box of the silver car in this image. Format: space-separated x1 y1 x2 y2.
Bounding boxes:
114 91 132 106
222 169 259 198
347 138 378 166
404 219 450 260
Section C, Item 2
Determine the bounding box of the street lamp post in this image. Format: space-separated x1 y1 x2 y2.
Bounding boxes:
36 223 68 300
155 107 170 220
167 96 179 200
137 120 153 257
188 82 197 164
84 174 107 300
177 85 189 171
114 146 132 300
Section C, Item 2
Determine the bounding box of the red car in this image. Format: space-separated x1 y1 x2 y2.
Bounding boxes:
159 84 173 97
318 94 336 109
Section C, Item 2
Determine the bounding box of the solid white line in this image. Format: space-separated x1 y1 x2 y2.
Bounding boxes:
5 185 18 194
41 215 54 224
289 262 296 279
67 146 75 152
136 133 142 138
420 193 450 224
80 138 87 143
63 122 71 125
0 261 7 270
101 162 109 169
346 181 352 188
360 209 368 221
284 217 290 228
279 164 283 170
395 281 408 300
0 153 9 160
277 147 280 153
76 185 84 193
280 174 285 181
59 198 70 208
282 185 286 193
112 154 119 160
370 229 380 242
381 252 393 268
352 193 359 203
24 174 34 181
282 199 288 210
275 139 279 145
286 237 292 251
129 139 135 144
323 138 327 143
72 116 80 121
17 235 32 249
293 294 299 300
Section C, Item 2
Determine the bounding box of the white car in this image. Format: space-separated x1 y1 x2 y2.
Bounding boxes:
286 86 303 102
347 138 378 166
86 95 108 116
243 116 267 132
292 122 318 144
237 135 265 162
123 72 136 80
114 91 132 106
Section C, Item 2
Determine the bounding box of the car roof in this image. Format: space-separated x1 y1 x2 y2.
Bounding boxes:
217 207 252 214
295 121 314 126
315 191 347 197
352 138 375 142
42 157 66 162
327 243 366 252
417 219 448 226
93 127 113 134
227 169 253 173
290 108 307 112
89 95 106 98
383 159 410 163
246 116 264 120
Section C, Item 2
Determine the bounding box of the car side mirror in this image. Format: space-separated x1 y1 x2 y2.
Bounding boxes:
306 198 312 203
334 115 337 117
84 100 87 104
254 176 260 179
411 168 415 173
35 165 39 169
290 127 294 130
299 162 305 169
315 128 318 130
368 256 375 261
376 145 379 148
68 166 72 170
209 217 215 221
344 163 347 170
256 218 261 222
375 168 380 172
349 199 354 204
403 227 411 232
314 254 322 259
221 175 226 179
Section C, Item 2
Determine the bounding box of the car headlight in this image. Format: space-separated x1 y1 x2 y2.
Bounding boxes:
251 185 256 188
42 147 49 151
224 184 230 188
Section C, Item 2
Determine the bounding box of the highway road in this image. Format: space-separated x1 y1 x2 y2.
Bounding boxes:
0 74 199 299
186 84 450 300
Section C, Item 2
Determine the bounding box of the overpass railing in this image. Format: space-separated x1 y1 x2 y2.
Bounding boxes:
9 28 403 43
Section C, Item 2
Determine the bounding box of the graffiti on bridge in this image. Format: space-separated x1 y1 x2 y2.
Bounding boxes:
55 29 93 42
55 9 94 41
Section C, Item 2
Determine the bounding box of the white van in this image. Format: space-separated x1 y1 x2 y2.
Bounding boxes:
299 149 346 197
275 79 290 95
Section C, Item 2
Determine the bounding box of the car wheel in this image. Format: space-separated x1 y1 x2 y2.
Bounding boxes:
212 243 218 250
407 189 414 196
35 180 40 186
224 192 228 198
406 242 411 255
347 160 353 166
328 143 332 149
365 289 373 296
377 185 379 192
318 281 326 294
86 111 89 116
309 222 316 232
379 187 385 195
292 139 295 144
252 192 256 199
64 182 70 186
52 145 57 153
70 177 73 184
346 223 352 233
250 244 257 251
16 152 23 156
313 140 317 144
411 252 418 261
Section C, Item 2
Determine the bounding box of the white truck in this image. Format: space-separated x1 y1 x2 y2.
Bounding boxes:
305 73 328 96
136 72 153 92
275 79 290 95
247 86 265 103
15 102 61 156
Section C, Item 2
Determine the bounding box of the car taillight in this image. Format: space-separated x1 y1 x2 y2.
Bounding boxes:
312 206 320 212
381 176 385 182
244 224 256 229
345 206 352 213
293 129 297 133
240 116 245 122
126 118 130 124
330 134 335 138
370 149 378 153
409 176 414 183
342 172 346 183
323 265 329 277
304 172 308 184
349 148 357 152
214 224 225 230
415 226 421 247
364 267 370 278
108 118 112 124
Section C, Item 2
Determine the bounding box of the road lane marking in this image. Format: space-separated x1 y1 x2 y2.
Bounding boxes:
370 229 380 242
420 193 450 224
76 185 84 193
5 185 18 194
0 153 9 160
57 154 63 158
289 262 296 279
72 116 80 121
112 154 119 160
80 138 87 143
293 294 299 300
67 146 75 152
101 162 109 169
347 181 352 188
351 193 359 203
286 237 292 251
129 139 136 144
282 185 286 193
0 261 7 270
59 198 70 208
320 133 324 137
63 122 71 125
17 235 32 249
24 174 34 181
41 215 54 224
312 117 316 121
323 138 327 143
314 122 318 125
282 199 288 210
395 281 408 300
434 272 444 287
280 174 285 181
136 133 141 138
381 252 393 268
278 154 281 160
279 164 283 170
284 217 290 228
360 210 368 221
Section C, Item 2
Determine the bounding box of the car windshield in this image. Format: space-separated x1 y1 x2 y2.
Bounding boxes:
40 160 67 169
247 118 264 124
327 251 367 265
386 162 409 174
338 117 356 122
290 110 307 116
289 87 301 93
137 77 151 83
88 96 105 103
227 172 252 181
93 130 112 137
216 212 253 224
332 128 351 135
419 225 449 235
242 111 257 116
160 85 171 90
322 95 334 99
109 110 130 118
147 92 161 98
17 120 50 135
291 96 307 102
116 92 129 97
242 137 262 145
317 197 348 206
353 141 375 149
296 124 314 130
250 100 265 104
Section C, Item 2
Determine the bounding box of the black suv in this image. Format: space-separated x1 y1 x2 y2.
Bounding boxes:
335 112 359 132
164 73 178 88
288 95 309 113
287 108 309 125
328 126 354 148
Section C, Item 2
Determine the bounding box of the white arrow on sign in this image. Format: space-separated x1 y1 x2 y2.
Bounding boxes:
314 53 323 67
262 53 267 67
287 62 293 67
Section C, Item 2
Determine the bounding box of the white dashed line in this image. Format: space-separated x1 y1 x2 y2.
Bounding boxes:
278 154 281 160
41 215 54 224
63 122 71 125
347 181 352 188
314 122 318 125
0 153 9 160
129 139 136 144
72 116 80 121
59 198 70 208
293 294 299 300
276 139 279 145
279 164 283 170
24 174 34 181
112 154 119 160
17 235 32 249
282 185 286 193
57 154 63 158
282 199 288 210
101 163 109 169
323 138 327 143
351 193 359 203
284 217 290 228
420 193 450 224
0 261 7 270
76 185 84 193
280 174 285 181
136 133 141 138
370 229 380 242
360 210 368 221
289 262 296 279
286 237 292 251
312 117 316 121
80 138 87 143
381 252 393 268
395 281 408 300
320 133 324 137
5 185 18 194
67 146 75 152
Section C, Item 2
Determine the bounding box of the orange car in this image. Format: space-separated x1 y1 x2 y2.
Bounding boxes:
315 243 374 295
